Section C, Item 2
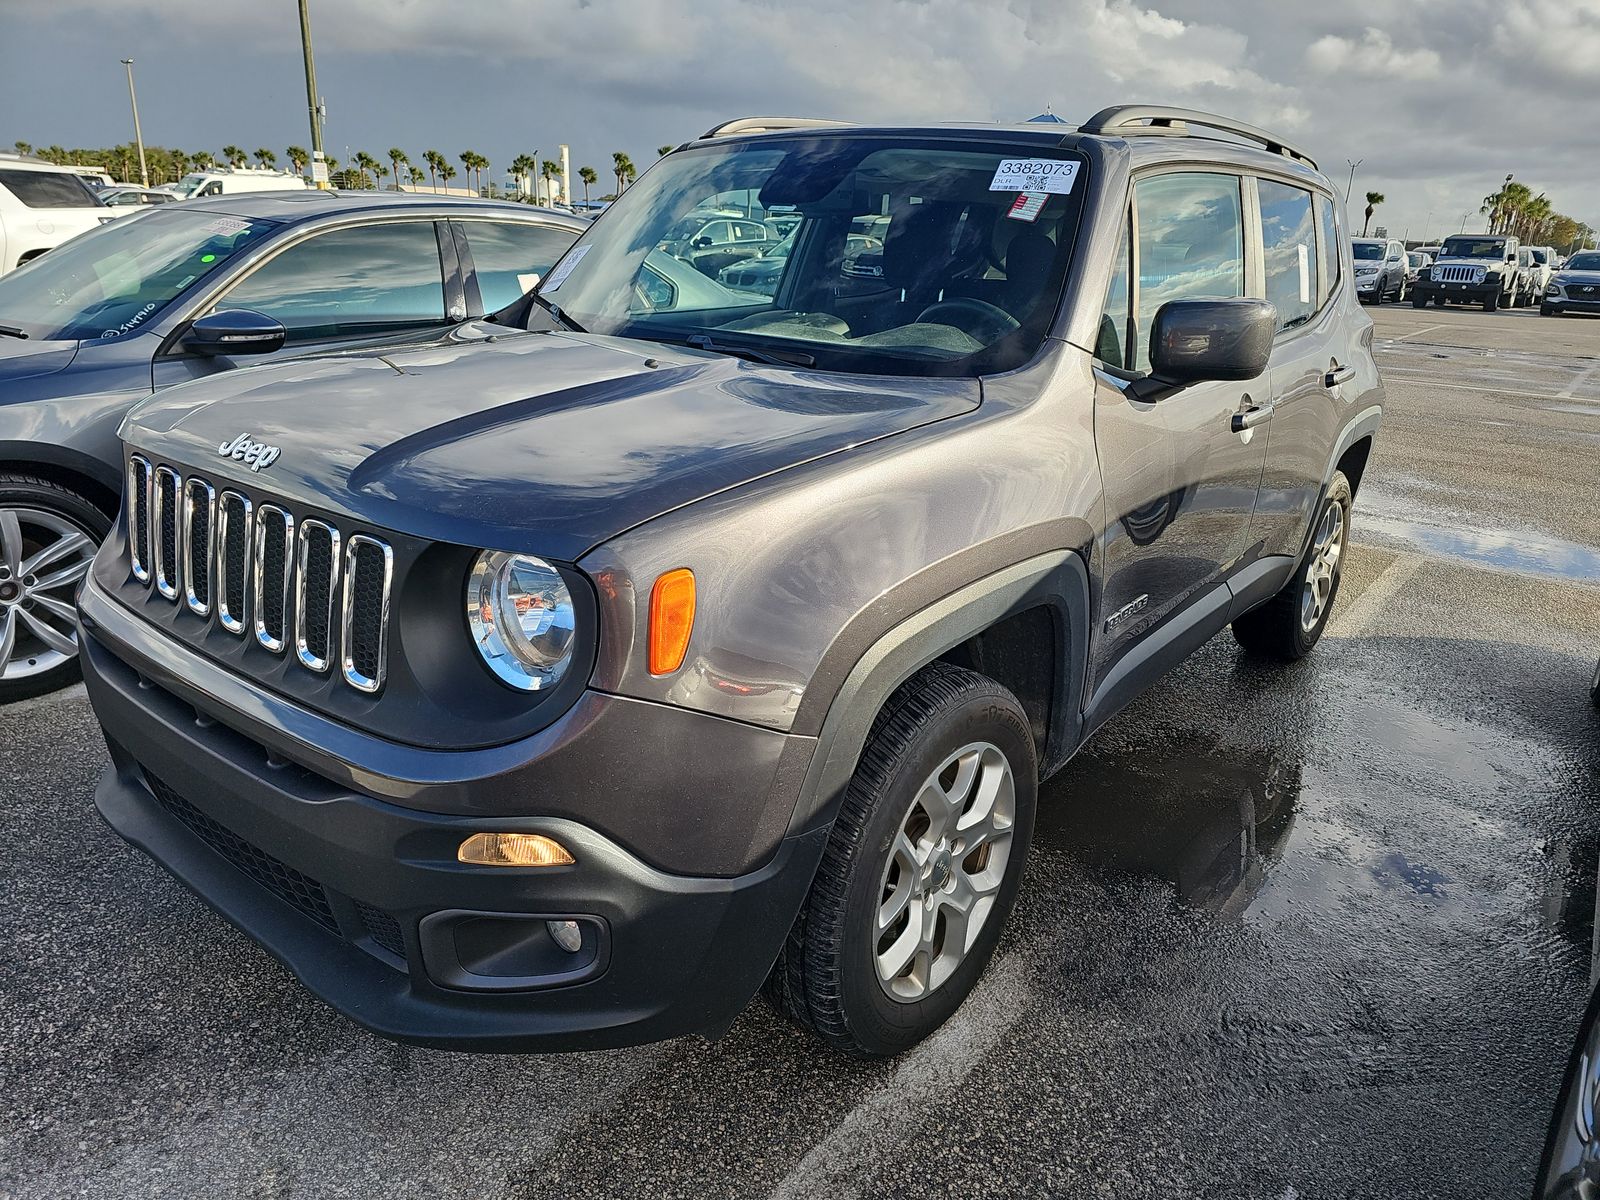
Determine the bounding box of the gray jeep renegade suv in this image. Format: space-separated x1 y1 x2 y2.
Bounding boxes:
79 106 1382 1057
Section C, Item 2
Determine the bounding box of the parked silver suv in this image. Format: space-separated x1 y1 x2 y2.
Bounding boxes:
81 106 1382 1057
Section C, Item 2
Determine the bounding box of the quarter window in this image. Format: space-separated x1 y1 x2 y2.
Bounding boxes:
1133 172 1244 373
1257 180 1317 330
462 220 579 313
1097 212 1132 368
216 221 446 343
1316 194 1340 302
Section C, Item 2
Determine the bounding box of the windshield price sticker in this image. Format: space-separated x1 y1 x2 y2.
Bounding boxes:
1007 192 1048 223
989 159 1079 195
203 217 251 237
541 245 590 292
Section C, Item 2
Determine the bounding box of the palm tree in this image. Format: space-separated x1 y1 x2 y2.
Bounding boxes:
171 150 190 178
657 144 675 157
439 162 457 192
611 152 634 196
354 151 381 189
578 166 597 206
13 141 31 157
222 145 246 168
254 148 276 169
409 165 427 189
1361 190 1384 237
286 146 309 176
423 150 442 192
459 151 476 194
193 150 215 171
507 154 534 199
372 163 388 190
541 159 561 204
388 148 408 192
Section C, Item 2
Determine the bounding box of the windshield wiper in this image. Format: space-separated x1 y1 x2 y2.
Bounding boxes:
526 291 585 333
682 334 814 368
0 324 28 340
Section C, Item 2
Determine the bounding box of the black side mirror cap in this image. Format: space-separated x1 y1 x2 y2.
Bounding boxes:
1140 298 1276 395
184 309 286 357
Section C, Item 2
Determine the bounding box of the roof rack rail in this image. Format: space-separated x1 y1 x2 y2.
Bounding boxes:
698 117 852 140
1078 105 1317 169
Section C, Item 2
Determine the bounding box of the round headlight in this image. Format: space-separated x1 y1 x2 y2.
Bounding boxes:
467 551 577 691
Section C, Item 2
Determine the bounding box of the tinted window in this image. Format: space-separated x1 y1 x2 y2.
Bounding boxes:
1133 172 1243 372
1352 242 1384 260
462 220 578 313
1316 194 1340 302
0 169 101 209
1097 211 1132 368
1258 180 1317 330
217 221 445 342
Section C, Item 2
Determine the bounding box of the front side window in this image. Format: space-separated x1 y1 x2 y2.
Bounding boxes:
537 135 1087 377
0 168 101 209
216 221 446 342
1132 171 1244 372
0 206 277 340
1258 180 1317 330
462 220 579 313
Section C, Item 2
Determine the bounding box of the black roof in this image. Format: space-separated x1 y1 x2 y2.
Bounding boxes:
175 189 586 228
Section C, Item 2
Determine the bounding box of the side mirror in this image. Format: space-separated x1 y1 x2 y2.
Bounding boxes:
1145 298 1276 392
184 309 286 357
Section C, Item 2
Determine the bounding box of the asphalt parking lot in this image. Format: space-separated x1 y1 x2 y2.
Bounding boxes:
2 303 1597 1200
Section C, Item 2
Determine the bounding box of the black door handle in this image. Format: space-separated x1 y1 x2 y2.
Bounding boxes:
1324 364 1356 388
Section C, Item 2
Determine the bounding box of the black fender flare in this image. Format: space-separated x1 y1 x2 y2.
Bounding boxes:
785 548 1090 840
1294 404 1383 565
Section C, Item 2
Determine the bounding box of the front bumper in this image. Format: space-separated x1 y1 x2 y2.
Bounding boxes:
1544 293 1600 314
80 580 827 1052
1415 279 1498 300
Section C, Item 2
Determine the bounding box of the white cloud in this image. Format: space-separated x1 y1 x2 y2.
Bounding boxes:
1305 27 1442 77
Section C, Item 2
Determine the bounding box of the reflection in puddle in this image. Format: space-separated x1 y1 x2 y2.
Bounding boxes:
1036 747 1300 919
1357 512 1600 583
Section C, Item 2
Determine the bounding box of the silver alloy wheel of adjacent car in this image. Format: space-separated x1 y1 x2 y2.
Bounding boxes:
0 506 98 683
873 740 1016 1002
1300 498 1345 633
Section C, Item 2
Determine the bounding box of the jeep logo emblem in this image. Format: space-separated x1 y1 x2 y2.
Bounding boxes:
218 433 281 472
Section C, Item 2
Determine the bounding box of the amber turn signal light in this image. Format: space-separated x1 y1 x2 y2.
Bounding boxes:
648 568 696 675
458 832 575 867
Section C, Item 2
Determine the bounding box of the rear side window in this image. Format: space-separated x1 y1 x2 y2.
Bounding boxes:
1257 180 1317 330
1133 172 1244 373
462 220 579 313
216 221 446 343
0 168 100 209
1316 194 1341 302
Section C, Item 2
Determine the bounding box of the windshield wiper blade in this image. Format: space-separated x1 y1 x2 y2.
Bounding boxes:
526 291 585 333
0 324 28 340
683 334 814 368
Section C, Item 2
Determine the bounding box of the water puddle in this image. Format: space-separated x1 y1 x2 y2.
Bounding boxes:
1356 513 1600 584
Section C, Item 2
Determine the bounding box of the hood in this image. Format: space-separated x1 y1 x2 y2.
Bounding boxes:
126 326 980 561
0 337 79 385
1555 269 1600 286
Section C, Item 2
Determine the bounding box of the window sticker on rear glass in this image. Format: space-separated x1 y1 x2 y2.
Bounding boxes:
989 159 1079 195
1007 192 1048 222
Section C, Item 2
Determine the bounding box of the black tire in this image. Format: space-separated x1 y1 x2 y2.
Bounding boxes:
1434 295 1447 306
1484 291 1499 313
1232 471 1353 662
1591 657 1600 708
765 662 1037 1057
1541 304 1556 317
1412 292 1428 309
0 473 110 704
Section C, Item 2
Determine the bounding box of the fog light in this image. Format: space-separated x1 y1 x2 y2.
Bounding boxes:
458 832 574 867
547 920 583 952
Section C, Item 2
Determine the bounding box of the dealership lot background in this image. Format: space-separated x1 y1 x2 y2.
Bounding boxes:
2 302 1595 1197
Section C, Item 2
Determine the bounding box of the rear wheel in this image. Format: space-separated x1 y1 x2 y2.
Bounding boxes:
1232 471 1351 661
765 662 1037 1057
0 475 108 704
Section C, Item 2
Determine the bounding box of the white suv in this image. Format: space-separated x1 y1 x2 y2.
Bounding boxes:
0 155 115 274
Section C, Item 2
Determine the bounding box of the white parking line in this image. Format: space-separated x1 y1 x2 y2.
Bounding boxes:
1326 551 1423 638
1388 323 1447 343
767 953 1033 1200
1374 370 1595 404
1558 362 1600 400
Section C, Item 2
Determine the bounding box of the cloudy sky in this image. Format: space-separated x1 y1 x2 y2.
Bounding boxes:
3 0 1596 242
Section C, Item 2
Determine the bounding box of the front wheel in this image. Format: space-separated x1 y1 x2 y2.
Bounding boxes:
765 662 1037 1057
1541 304 1558 317
0 473 108 703
1412 292 1429 309
1232 471 1352 661
1483 291 1500 313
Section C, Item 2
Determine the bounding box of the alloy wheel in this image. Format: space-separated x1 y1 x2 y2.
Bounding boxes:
1300 499 1345 633
873 741 1016 1001
0 506 98 684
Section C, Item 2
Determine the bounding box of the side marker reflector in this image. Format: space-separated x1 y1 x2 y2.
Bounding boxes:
648 568 696 675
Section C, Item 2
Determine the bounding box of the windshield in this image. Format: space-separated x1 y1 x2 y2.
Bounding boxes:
1566 253 1600 271
1407 253 1427 267
176 173 211 198
1441 238 1507 259
0 206 278 340
537 136 1087 376
1352 242 1384 260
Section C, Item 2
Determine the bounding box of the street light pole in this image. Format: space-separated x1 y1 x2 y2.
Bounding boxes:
298 0 327 188
120 58 149 187
1345 158 1362 202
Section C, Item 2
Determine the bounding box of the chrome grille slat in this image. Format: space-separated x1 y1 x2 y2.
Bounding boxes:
294 520 340 673
127 456 152 584
125 455 392 694
216 491 252 635
182 478 216 616
252 504 294 654
152 466 182 601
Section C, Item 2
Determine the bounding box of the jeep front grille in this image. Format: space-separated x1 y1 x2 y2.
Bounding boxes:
128 457 392 694
1435 265 1485 284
